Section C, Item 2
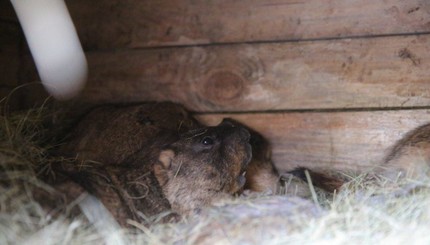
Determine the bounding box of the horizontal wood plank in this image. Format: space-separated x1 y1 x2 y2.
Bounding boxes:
51 35 430 112
65 0 430 49
196 110 430 173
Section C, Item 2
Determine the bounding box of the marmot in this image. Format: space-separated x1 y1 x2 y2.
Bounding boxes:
43 102 254 226
221 118 280 193
290 122 430 193
381 122 430 180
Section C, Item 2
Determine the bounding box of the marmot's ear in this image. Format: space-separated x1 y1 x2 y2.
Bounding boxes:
158 149 175 169
154 149 176 186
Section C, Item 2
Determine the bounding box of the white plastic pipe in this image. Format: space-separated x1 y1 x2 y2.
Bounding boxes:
11 0 88 100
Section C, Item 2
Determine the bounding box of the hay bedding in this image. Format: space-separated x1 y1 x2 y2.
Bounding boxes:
1 105 430 245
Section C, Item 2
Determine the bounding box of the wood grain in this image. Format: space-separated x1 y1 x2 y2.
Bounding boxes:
196 110 430 172
59 35 430 112
65 0 430 49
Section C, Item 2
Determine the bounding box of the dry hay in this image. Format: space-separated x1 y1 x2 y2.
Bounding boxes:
1 104 430 245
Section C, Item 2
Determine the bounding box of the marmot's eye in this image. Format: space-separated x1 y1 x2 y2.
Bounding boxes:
201 136 214 146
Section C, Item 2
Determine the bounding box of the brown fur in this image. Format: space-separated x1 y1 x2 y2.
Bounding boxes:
381 122 430 180
221 118 280 193
43 102 252 226
154 122 251 214
291 123 430 194
220 120 322 197
288 167 344 193
57 102 200 165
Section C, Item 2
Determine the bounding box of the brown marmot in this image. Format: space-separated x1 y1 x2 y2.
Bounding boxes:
221 118 280 193
290 122 430 193
381 122 430 180
43 102 253 226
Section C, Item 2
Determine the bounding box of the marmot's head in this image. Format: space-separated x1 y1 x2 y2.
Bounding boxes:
154 120 252 214
220 118 280 193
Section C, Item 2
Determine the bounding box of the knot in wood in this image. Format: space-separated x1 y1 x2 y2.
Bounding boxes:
204 71 245 105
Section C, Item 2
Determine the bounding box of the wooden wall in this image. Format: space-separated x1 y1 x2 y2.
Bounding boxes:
2 0 430 172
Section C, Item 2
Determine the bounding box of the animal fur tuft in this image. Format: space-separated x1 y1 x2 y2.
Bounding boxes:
288 167 345 193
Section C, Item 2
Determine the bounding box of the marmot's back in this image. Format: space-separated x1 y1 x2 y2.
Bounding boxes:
383 123 430 179
58 102 200 166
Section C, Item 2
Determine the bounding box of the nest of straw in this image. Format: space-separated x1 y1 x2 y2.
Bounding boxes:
1 103 430 245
